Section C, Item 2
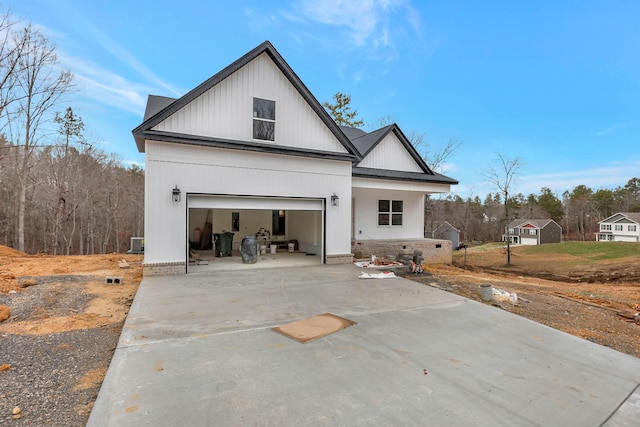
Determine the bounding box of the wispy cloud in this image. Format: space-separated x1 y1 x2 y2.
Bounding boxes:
82 25 183 98
278 0 421 80
30 18 182 117
57 52 154 115
520 161 640 194
596 124 622 137
455 160 640 199
297 0 380 47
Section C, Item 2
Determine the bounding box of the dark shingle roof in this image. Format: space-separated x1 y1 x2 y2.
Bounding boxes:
338 125 366 142
508 219 557 229
352 166 458 184
600 212 640 224
341 123 458 185
143 95 176 121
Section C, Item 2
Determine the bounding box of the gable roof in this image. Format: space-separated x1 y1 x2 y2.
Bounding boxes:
427 221 460 234
143 95 176 121
348 124 431 172
133 41 359 162
507 219 559 229
339 125 367 141
341 124 458 185
599 212 640 224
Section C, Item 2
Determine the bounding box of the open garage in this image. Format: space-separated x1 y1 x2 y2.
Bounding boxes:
187 195 324 273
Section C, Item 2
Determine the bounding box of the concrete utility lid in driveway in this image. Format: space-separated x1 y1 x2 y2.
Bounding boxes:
88 265 640 426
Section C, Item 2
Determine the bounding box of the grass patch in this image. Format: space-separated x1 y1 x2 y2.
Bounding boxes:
519 242 640 261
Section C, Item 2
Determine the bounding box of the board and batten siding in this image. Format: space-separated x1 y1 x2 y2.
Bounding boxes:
352 188 425 240
357 132 423 173
153 53 347 154
144 141 352 265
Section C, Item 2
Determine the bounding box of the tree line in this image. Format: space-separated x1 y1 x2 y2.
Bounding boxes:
0 11 143 255
426 178 640 243
323 92 640 244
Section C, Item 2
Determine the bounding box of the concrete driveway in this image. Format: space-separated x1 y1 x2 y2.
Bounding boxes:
88 264 640 426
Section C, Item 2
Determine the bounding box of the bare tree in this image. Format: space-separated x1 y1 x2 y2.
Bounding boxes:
374 115 461 173
4 24 73 252
482 152 522 265
0 10 27 120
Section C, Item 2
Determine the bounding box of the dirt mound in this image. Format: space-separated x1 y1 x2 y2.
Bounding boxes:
0 245 26 257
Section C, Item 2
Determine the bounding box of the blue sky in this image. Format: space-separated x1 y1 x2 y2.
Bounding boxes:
8 0 640 199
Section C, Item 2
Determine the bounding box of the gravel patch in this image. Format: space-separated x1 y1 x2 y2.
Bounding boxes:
0 279 96 322
0 323 122 426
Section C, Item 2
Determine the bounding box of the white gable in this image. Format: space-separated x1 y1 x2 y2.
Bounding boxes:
357 132 423 172
153 53 348 154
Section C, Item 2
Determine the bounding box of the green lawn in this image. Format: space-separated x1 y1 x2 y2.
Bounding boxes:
518 241 640 261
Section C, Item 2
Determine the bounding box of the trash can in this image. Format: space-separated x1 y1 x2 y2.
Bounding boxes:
241 235 258 264
213 232 234 257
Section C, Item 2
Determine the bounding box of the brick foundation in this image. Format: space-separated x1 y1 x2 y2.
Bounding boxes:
143 261 185 276
326 253 354 265
351 239 452 264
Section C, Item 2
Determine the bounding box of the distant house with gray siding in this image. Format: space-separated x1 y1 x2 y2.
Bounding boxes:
426 221 460 249
503 219 562 245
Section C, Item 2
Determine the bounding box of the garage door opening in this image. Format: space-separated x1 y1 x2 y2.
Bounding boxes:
186 195 324 273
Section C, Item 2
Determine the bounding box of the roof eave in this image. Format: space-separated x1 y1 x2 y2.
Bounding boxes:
141 130 360 162
352 167 458 185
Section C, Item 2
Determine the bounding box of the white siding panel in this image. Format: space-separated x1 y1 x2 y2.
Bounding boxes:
352 188 425 240
153 53 347 154
358 132 423 172
144 141 352 264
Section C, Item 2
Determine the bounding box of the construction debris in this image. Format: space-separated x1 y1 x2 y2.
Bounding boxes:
104 276 123 285
118 259 130 269
358 271 396 279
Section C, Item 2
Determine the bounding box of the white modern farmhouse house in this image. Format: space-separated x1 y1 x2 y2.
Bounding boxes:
133 41 457 275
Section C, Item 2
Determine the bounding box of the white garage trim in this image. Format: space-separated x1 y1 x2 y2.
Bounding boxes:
520 237 538 245
187 194 324 211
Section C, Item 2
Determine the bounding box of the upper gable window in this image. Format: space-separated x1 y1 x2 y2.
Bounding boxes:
253 97 275 141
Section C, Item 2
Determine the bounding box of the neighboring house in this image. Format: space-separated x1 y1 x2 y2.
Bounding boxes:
425 221 460 249
596 212 640 242
132 41 457 276
503 219 562 245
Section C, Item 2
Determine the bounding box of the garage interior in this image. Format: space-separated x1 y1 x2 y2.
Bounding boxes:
187 203 324 273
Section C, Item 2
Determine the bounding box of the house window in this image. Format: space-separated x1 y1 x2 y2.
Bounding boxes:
378 200 403 226
601 224 611 231
629 225 637 232
508 227 515 234
528 229 537 235
253 97 275 141
272 210 285 235
615 224 623 231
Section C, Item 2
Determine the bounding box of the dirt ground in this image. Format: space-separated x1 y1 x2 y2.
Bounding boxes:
407 244 640 358
0 246 142 424
1 243 639 423
0 246 143 334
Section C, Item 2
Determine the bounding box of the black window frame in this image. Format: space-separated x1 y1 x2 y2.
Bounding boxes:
253 97 275 141
378 199 403 226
